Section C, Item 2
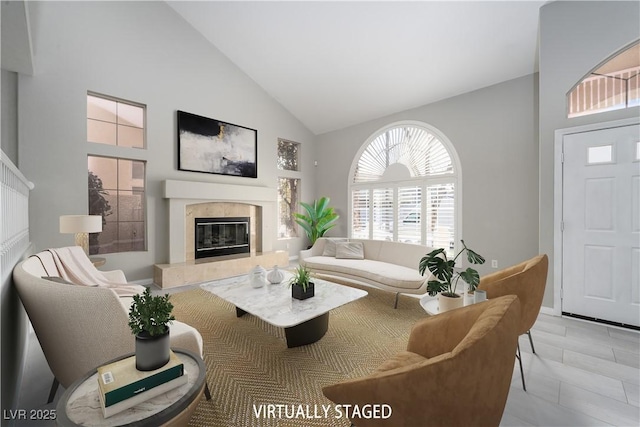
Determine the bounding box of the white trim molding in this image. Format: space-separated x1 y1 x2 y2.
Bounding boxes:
163 180 277 264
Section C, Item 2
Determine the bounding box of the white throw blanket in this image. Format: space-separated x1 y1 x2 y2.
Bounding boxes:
47 246 145 297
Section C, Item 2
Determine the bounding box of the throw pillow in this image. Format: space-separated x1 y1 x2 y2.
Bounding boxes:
335 242 365 260
322 238 348 257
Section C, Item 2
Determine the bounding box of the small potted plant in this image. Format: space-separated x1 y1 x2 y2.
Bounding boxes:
418 240 485 312
289 265 315 300
128 287 176 371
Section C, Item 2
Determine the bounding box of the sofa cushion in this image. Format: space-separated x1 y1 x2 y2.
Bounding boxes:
335 242 364 259
304 256 425 290
322 238 348 257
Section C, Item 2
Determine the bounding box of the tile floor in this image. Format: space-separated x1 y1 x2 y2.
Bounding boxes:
11 286 640 426
501 313 640 426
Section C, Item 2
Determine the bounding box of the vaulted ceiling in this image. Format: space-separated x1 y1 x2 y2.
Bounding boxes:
1 1 545 136
167 1 545 134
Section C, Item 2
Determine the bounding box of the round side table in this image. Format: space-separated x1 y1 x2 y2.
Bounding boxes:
420 293 476 315
56 349 206 427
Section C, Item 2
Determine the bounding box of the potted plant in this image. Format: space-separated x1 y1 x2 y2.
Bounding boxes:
128 287 176 371
289 265 315 300
294 197 339 247
418 240 485 312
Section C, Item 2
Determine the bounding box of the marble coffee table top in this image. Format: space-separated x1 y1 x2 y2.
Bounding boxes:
201 270 367 328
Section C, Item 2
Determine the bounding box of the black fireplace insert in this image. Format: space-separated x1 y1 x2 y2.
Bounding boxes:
195 217 250 258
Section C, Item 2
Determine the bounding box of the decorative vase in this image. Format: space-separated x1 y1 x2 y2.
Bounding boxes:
438 293 464 313
292 282 314 300
267 265 284 284
135 327 170 371
250 265 266 288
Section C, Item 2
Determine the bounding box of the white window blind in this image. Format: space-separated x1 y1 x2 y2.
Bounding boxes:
425 183 455 256
353 126 453 183
372 188 394 240
351 189 370 239
397 186 421 244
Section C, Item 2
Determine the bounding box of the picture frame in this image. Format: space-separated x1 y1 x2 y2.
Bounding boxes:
177 110 257 178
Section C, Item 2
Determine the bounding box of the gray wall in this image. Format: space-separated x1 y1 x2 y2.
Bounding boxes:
539 1 640 307
1 36 27 421
17 1 316 280
316 74 540 281
1 70 18 164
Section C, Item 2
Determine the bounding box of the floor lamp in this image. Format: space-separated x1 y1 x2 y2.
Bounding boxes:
59 215 102 254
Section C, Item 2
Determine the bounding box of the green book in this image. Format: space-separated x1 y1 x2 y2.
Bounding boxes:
97 350 184 407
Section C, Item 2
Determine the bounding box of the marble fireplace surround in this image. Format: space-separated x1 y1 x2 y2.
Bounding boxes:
164 180 277 264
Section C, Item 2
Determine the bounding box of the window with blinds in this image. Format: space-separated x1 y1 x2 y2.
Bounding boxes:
349 123 459 256
425 184 455 251
398 186 421 244
351 189 370 239
372 188 394 240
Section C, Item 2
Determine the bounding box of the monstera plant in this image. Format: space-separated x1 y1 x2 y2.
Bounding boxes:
419 240 486 298
294 197 339 246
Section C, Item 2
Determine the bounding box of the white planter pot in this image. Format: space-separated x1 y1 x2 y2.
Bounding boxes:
438 293 464 312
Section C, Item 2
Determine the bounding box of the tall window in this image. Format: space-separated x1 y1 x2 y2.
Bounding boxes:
88 156 146 254
87 93 147 254
87 93 145 148
568 41 640 118
349 122 460 257
277 139 301 238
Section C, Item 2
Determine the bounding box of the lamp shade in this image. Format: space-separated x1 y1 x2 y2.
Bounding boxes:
59 215 103 233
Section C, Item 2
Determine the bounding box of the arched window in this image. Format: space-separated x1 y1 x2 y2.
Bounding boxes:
568 41 640 118
348 121 461 256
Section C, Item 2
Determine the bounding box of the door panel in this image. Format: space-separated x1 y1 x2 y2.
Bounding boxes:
562 124 640 327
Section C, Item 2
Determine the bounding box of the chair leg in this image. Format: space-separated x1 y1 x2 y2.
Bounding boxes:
516 342 526 391
47 378 59 404
394 293 400 309
527 330 535 354
204 382 212 400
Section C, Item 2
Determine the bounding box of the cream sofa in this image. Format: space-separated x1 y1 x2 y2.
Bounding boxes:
13 249 207 402
300 238 434 307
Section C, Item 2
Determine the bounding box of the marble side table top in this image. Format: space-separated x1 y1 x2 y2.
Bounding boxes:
201 270 368 328
56 349 204 427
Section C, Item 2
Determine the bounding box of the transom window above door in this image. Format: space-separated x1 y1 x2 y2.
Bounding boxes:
349 122 461 257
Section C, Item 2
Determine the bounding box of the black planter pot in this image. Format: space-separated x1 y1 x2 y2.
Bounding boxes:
292 282 314 300
135 327 170 371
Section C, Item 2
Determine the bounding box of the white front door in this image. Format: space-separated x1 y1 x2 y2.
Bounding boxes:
562 124 640 327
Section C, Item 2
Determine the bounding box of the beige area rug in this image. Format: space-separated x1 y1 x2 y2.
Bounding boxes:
170 283 427 427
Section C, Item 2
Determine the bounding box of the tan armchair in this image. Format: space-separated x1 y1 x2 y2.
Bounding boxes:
322 295 521 427
13 250 210 403
477 254 548 391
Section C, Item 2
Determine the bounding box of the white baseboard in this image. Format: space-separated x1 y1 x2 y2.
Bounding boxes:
539 306 558 316
131 278 154 286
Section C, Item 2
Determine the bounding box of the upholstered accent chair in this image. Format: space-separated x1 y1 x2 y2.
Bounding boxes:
13 250 211 404
323 295 521 427
477 254 549 391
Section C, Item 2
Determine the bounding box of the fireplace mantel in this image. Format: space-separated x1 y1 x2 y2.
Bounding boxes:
163 180 277 264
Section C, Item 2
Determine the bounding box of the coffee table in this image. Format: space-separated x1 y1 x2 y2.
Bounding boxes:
201 271 367 348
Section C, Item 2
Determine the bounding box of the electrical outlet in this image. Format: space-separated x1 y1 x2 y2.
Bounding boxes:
286 243 290 250
491 260 498 269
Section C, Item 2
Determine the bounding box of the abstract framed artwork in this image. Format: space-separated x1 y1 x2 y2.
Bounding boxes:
177 110 257 178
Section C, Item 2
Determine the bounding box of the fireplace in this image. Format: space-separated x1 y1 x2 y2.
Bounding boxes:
195 217 250 259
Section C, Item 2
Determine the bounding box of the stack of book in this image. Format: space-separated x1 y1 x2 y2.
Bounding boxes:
97 350 187 418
